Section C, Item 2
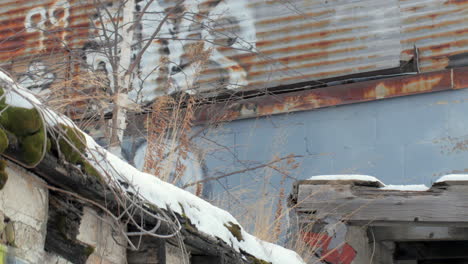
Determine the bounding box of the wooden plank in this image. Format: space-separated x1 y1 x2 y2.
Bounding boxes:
295 184 468 223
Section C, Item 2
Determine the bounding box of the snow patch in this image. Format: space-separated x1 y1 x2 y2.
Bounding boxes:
380 184 429 191
84 137 304 263
309 174 382 183
435 174 468 183
308 175 430 191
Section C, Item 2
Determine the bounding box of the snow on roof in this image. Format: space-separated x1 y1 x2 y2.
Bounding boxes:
435 174 468 183
309 174 383 184
0 71 306 264
380 184 429 191
84 135 304 263
308 175 431 191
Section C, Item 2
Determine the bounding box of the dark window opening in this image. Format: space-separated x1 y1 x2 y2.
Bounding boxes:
395 241 468 264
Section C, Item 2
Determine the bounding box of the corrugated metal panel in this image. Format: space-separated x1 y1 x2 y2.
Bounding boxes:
400 0 468 72
0 0 94 62
139 0 402 96
0 0 467 100
236 0 401 87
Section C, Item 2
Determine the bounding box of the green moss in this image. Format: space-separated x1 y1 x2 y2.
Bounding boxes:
0 104 46 166
82 160 102 181
177 202 197 231
144 202 159 212
178 202 186 217
50 125 103 181
0 107 42 136
224 221 244 242
0 129 8 154
46 138 51 153
248 256 271 264
84 245 95 257
0 87 4 104
0 160 7 190
57 125 86 164
20 129 45 165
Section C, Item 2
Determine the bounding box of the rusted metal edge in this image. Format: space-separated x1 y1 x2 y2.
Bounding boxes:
194 67 468 124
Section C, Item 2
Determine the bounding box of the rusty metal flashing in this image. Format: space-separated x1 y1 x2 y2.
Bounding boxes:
194 67 468 124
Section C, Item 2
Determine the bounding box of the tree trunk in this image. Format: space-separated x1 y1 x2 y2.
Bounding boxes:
109 0 135 155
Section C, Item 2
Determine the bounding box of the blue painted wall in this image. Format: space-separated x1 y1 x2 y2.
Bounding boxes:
198 88 468 196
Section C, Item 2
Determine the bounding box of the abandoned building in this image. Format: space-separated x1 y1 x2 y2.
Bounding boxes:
289 175 468 264
0 73 305 263
0 0 467 263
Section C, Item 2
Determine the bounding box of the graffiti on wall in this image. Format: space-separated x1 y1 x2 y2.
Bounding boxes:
24 0 71 50
131 0 256 102
17 61 56 93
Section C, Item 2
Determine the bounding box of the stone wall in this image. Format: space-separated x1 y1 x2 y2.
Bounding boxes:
0 161 127 264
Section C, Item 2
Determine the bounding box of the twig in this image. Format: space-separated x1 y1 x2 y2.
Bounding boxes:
181 154 303 189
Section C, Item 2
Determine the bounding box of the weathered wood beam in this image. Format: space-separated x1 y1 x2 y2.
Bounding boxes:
293 180 468 224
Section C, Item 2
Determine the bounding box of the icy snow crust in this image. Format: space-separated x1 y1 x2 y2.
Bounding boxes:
1 72 305 264
309 175 430 191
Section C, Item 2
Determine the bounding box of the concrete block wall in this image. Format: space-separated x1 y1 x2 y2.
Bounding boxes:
77 207 127 264
0 162 127 264
0 162 50 263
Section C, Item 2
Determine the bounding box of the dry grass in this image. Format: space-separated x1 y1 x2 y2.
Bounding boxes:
143 94 196 185
45 71 112 117
142 41 212 195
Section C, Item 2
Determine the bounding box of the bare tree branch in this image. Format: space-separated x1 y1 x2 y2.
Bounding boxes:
181 154 303 189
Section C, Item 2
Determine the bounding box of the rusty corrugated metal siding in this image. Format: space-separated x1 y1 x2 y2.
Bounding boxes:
0 0 467 100
400 0 468 72
0 0 93 61
149 0 403 94
137 0 468 97
235 0 402 88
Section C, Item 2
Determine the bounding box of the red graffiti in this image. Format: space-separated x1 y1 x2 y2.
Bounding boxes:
302 232 356 264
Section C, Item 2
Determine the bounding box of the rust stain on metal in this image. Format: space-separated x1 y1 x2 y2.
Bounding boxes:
362 73 447 100
403 28 468 44
0 0 467 98
0 0 95 62
194 68 468 124
453 68 468 89
255 27 361 48
400 0 468 74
